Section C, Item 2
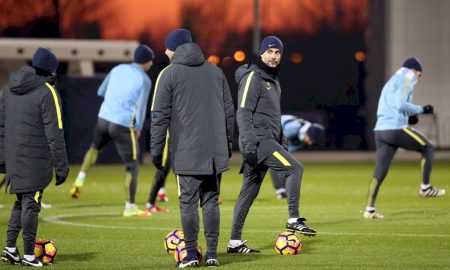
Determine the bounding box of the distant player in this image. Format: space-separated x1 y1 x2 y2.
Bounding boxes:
228 36 316 255
271 115 325 199
144 135 170 214
69 44 154 217
364 57 445 219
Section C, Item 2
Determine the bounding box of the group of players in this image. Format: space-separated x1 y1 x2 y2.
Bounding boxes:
0 28 445 268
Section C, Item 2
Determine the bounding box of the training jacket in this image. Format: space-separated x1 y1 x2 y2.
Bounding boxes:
151 43 234 175
236 62 282 155
97 63 151 131
0 66 69 193
374 67 423 131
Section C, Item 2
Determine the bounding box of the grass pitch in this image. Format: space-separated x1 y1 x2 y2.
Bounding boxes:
0 160 449 269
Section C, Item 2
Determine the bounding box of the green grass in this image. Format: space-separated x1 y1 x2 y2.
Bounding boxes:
1 160 449 269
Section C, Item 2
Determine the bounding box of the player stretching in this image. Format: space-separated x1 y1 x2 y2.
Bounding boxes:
70 44 154 217
364 57 445 219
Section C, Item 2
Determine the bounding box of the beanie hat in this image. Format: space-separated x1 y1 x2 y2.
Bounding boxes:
306 124 325 146
165 29 192 51
402 57 422 72
134 44 154 64
259 36 283 55
32 47 58 73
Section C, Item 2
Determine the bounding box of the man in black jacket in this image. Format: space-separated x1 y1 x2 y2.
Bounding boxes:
228 36 316 254
0 47 69 267
151 29 234 268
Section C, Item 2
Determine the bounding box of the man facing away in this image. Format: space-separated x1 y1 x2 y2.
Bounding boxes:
228 36 317 254
0 47 69 266
151 29 234 268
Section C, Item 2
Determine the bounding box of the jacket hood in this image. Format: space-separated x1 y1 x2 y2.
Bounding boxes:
235 62 274 84
171 43 205 66
235 63 254 84
8 65 51 95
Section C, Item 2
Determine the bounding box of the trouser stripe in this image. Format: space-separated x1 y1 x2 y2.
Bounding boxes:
402 128 425 146
129 127 137 160
272 151 291 166
34 191 40 203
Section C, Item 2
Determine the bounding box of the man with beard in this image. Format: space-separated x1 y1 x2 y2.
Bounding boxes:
228 36 317 254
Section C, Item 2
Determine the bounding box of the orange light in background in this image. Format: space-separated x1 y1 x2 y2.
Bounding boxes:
233 50 246 62
222 56 232 67
290 52 304 64
354 51 366 62
208 55 220 65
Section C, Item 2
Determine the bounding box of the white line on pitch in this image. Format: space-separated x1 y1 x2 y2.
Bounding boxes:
43 213 450 238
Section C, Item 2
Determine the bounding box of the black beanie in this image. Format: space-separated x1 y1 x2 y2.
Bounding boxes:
134 45 154 64
259 36 283 55
32 47 58 73
165 29 192 51
402 57 423 72
306 124 326 146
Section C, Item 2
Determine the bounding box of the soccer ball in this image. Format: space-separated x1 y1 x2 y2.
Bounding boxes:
164 229 184 254
173 242 202 264
274 231 302 255
34 239 57 263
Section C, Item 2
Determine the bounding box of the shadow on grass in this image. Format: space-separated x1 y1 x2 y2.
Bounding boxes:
58 252 100 262
312 218 362 226
219 252 270 266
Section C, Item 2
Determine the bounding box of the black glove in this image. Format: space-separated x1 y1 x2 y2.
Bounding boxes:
408 115 419 125
152 154 163 170
55 175 66 186
422 105 434 114
0 163 5 174
244 151 258 167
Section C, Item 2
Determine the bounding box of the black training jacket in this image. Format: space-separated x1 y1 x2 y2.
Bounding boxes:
235 63 282 154
0 65 69 193
151 43 235 175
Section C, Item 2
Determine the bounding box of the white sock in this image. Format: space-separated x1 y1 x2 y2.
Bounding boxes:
145 203 153 209
125 202 135 209
6 247 16 253
288 218 298 224
24 255 35 261
276 188 286 195
158 188 165 195
421 184 431 190
228 239 243 247
365 206 375 212
77 171 86 180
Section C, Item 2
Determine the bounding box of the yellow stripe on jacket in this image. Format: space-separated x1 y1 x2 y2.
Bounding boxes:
45 83 63 129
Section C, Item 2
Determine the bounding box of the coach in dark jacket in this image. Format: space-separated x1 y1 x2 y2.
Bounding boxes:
228 36 317 255
0 47 68 266
151 29 234 267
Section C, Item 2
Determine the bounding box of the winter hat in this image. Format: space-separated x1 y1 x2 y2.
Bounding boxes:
32 47 58 73
306 124 325 146
134 44 154 64
402 57 422 72
165 29 192 51
259 36 283 55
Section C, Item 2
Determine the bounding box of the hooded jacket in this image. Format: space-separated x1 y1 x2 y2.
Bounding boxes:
0 65 69 193
150 43 234 175
235 62 282 155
